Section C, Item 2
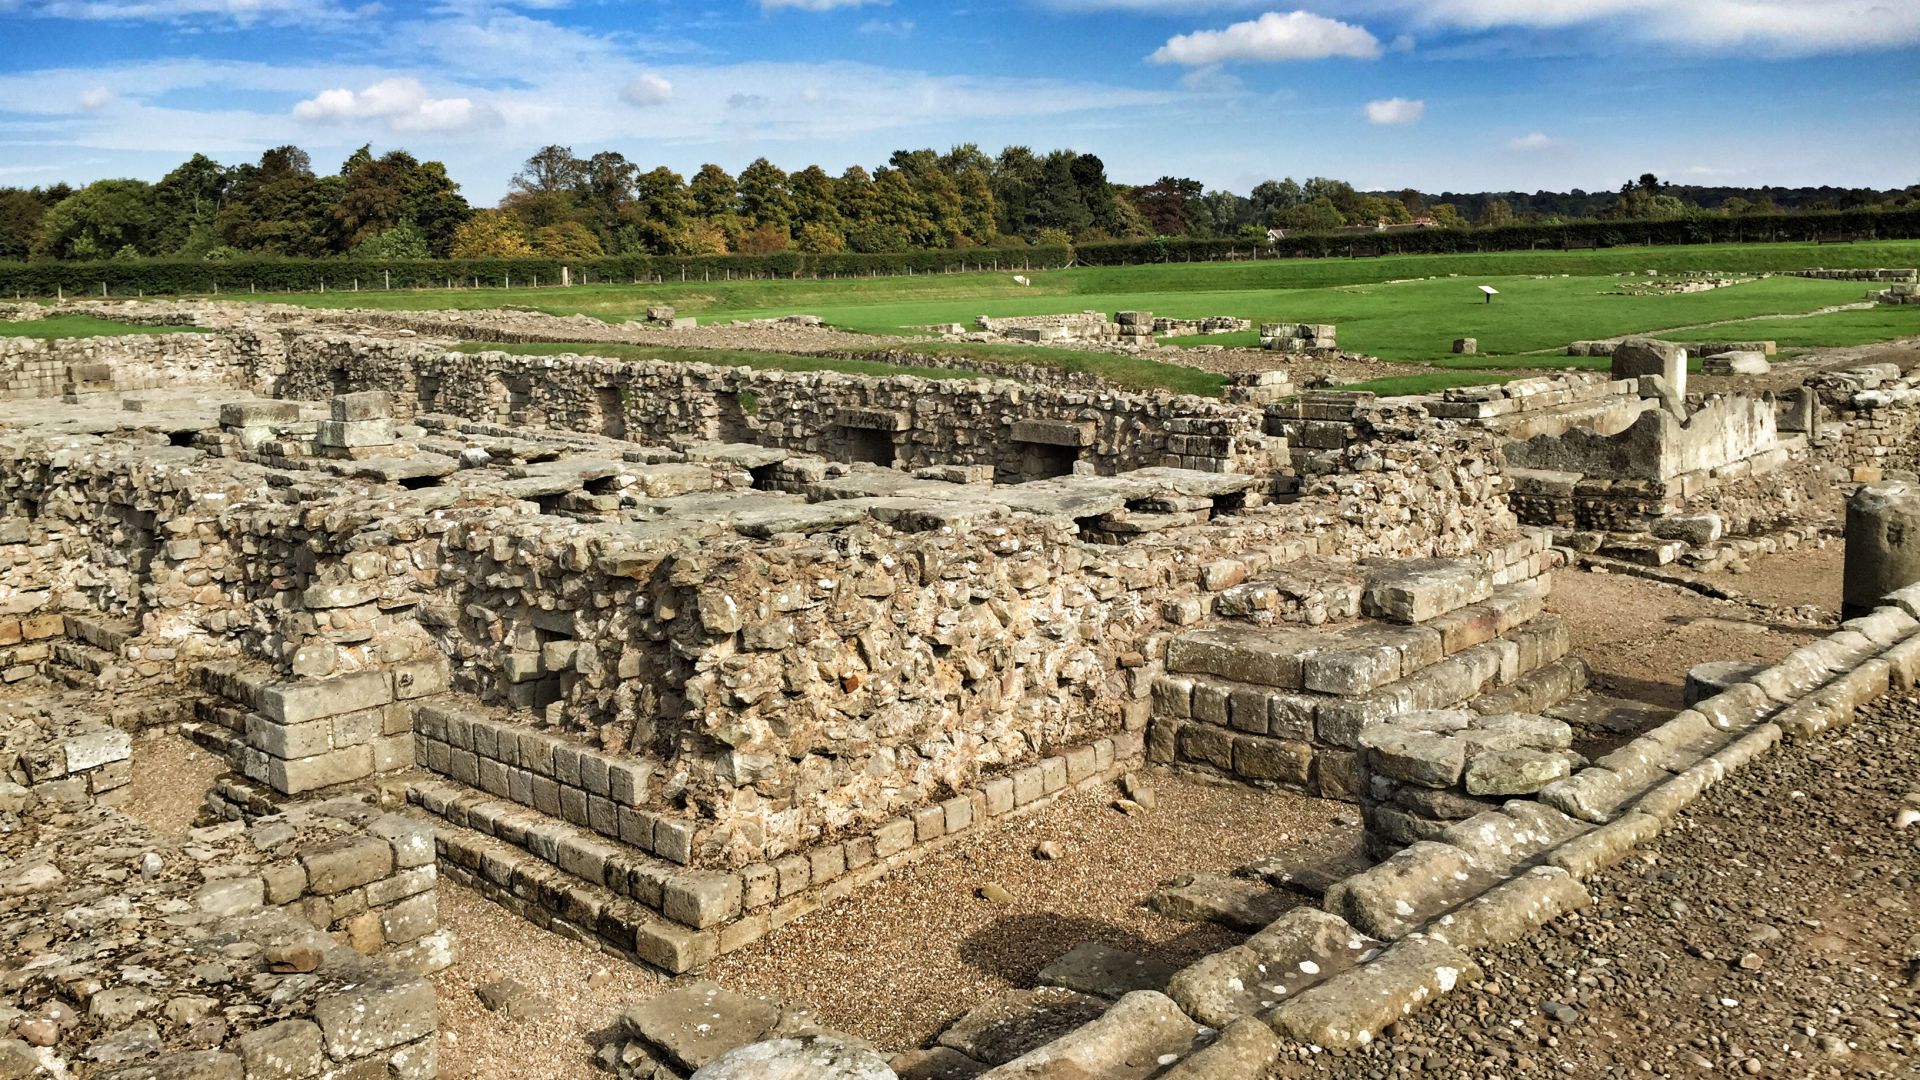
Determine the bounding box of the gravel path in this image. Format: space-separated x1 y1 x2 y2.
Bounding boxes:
1282 690 1920 1080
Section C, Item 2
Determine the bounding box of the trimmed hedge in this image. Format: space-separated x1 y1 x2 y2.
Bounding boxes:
0 246 1073 298
1073 207 1920 265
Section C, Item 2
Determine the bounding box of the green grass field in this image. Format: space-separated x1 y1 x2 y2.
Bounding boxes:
45 240 1920 397
451 341 987 381
0 314 206 339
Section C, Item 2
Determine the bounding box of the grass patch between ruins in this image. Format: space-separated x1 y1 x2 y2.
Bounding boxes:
0 315 207 339
1660 303 1920 351
449 341 988 381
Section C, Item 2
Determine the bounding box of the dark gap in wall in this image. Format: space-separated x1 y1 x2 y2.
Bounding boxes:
167 431 197 447
748 462 781 491
716 392 759 443
841 426 895 467
997 441 1078 485
398 476 442 490
595 386 627 440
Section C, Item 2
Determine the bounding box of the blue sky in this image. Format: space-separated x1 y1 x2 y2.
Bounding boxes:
1 0 1916 204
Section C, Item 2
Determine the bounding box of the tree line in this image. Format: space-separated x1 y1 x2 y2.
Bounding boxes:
3 142 1915 264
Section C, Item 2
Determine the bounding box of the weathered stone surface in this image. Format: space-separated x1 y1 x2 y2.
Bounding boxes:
690 1036 895 1080
1166 907 1378 1027
935 988 1107 1067
1154 1018 1281 1080
1322 841 1493 940
1147 874 1292 932
891 1047 988 1080
621 982 785 1072
1266 937 1481 1049
972 991 1197 1080
1464 748 1570 795
1036 942 1178 999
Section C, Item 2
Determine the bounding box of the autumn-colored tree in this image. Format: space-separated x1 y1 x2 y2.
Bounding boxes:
532 220 605 258
449 209 531 258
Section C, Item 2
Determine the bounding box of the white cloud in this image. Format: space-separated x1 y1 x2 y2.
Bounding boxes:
79 86 114 110
857 17 914 35
1051 0 1920 55
1151 11 1383 65
621 73 673 107
759 0 887 10
0 0 369 25
293 77 500 133
1364 96 1423 124
1508 131 1560 150
1312 0 1920 55
1177 64 1244 93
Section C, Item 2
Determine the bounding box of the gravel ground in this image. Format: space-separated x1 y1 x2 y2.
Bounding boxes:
430 769 1357 1077
117 727 224 839
1283 688 1920 1080
1546 544 1840 710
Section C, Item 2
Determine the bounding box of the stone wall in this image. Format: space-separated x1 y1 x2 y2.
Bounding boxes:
1503 393 1780 482
0 331 277 401
272 334 1286 482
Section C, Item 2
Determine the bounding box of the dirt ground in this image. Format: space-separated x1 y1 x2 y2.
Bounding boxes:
1547 540 1844 709
117 727 224 839
431 772 1356 1079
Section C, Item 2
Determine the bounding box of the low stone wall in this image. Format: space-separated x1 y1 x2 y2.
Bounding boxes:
195 777 454 973
3 693 132 808
0 331 278 401
1788 267 1918 282
274 334 1285 481
414 726 1146 973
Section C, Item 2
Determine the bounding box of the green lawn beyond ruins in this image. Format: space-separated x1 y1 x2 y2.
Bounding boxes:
21 240 1920 397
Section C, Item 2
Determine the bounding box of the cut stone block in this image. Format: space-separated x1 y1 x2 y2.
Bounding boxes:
1147 874 1292 932
1361 559 1493 625
1265 937 1481 1049
1036 942 1178 1000
971 991 1197 1080
935 988 1107 1067
1166 907 1379 1028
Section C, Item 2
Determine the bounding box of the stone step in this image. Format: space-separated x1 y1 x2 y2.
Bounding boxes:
1160 616 1575 781
415 791 722 975
1166 582 1546 695
1323 801 1591 941
51 639 118 676
407 777 731 944
62 612 136 653
1466 656 1591 718
410 700 694 865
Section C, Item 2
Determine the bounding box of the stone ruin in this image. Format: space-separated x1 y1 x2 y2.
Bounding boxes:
942 311 1254 347
4 300 1920 1078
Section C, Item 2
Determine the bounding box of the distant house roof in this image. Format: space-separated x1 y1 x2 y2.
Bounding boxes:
1337 216 1444 235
